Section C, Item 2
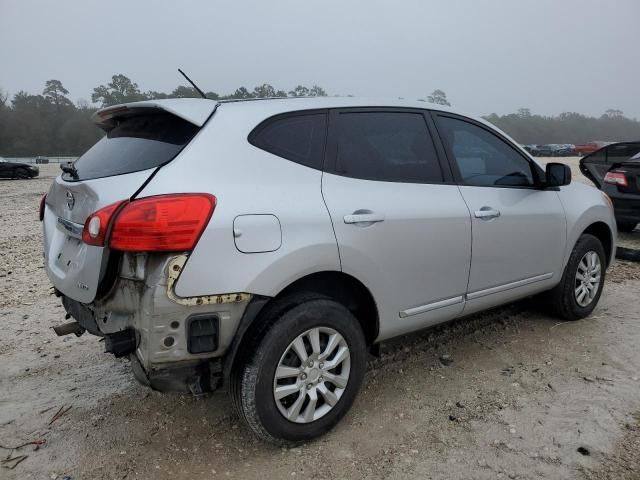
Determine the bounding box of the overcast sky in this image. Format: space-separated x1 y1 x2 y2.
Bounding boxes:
1 0 639 118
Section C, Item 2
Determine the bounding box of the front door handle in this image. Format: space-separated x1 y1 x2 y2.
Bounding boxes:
474 207 501 220
344 212 385 225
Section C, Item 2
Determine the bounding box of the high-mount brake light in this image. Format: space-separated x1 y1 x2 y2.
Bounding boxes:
109 194 216 252
82 200 128 246
603 171 628 187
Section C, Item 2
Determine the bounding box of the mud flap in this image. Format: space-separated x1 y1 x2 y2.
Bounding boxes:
61 295 102 336
129 354 223 395
104 329 137 358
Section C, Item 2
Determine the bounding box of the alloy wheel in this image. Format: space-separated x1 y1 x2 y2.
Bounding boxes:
574 250 601 307
273 327 351 424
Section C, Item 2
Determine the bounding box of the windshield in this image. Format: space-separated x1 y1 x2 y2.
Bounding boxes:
63 112 199 181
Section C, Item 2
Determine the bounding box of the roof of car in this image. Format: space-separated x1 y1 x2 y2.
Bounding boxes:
93 96 465 127
216 95 462 114
92 97 529 159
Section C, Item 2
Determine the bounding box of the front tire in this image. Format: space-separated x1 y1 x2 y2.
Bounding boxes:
232 293 367 445
546 234 606 320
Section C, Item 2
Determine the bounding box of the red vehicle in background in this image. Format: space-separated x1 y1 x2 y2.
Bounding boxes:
574 141 614 156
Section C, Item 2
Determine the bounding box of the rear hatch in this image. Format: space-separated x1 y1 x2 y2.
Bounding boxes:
579 142 640 192
43 100 216 303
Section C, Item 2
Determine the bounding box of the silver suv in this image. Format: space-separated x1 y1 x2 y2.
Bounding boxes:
42 97 616 444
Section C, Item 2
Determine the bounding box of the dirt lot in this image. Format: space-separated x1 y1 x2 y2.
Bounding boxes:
1 161 640 480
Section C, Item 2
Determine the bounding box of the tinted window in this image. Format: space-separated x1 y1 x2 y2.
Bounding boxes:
606 143 640 164
582 147 607 164
250 113 327 169
333 112 442 183
66 113 199 181
437 116 534 187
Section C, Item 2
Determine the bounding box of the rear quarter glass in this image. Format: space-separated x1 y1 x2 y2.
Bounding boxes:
63 112 199 182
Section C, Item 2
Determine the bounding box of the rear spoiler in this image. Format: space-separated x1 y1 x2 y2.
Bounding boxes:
91 99 219 130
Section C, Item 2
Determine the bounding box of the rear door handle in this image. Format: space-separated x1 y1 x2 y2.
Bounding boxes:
474 207 501 220
344 213 385 225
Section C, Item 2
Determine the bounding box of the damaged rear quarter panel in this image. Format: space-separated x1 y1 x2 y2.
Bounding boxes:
91 253 251 370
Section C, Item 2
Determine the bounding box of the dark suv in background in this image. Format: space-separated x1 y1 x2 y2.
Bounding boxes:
580 141 640 232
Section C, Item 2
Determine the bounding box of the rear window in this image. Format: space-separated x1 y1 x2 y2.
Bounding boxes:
606 143 640 164
249 113 327 170
64 113 199 181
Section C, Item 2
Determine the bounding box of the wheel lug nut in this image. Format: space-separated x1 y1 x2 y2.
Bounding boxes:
319 362 324 369
306 384 312 389
300 373 307 380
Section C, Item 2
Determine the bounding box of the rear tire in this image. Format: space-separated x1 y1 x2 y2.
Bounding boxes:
231 293 367 445
546 234 606 320
617 221 637 233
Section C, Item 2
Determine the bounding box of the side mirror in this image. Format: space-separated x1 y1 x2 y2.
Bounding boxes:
545 162 571 187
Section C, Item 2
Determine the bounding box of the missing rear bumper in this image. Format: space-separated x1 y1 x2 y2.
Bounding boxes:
56 253 252 392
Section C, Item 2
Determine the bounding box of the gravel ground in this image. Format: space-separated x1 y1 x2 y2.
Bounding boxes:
1 162 639 480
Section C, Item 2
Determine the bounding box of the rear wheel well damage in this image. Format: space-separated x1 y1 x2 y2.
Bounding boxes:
223 271 379 385
581 222 613 266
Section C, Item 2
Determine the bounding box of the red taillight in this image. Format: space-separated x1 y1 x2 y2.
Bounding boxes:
109 194 216 252
82 200 128 246
604 170 628 187
39 194 47 221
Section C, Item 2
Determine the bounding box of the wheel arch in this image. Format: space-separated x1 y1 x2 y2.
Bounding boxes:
223 270 379 386
581 221 614 267
274 271 379 345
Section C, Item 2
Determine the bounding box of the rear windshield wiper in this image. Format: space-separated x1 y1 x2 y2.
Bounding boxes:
60 162 79 179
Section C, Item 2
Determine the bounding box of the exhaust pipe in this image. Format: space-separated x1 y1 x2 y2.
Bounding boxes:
52 321 85 337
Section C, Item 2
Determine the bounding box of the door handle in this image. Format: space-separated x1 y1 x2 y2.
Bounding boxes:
474 207 501 220
343 212 385 225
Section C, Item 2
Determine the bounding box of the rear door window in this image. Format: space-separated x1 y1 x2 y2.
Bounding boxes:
64 112 199 181
249 112 327 169
329 111 443 183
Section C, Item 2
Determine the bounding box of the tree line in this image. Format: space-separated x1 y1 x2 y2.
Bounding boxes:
484 108 640 145
0 77 637 157
0 75 329 157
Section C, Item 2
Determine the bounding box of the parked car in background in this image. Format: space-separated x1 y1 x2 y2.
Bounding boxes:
575 141 613 156
557 144 576 156
35 156 50 164
42 97 616 444
535 144 555 156
535 144 575 157
522 144 540 156
0 156 39 179
580 141 640 232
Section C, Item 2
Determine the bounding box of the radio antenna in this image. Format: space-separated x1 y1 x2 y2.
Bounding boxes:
178 68 207 99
